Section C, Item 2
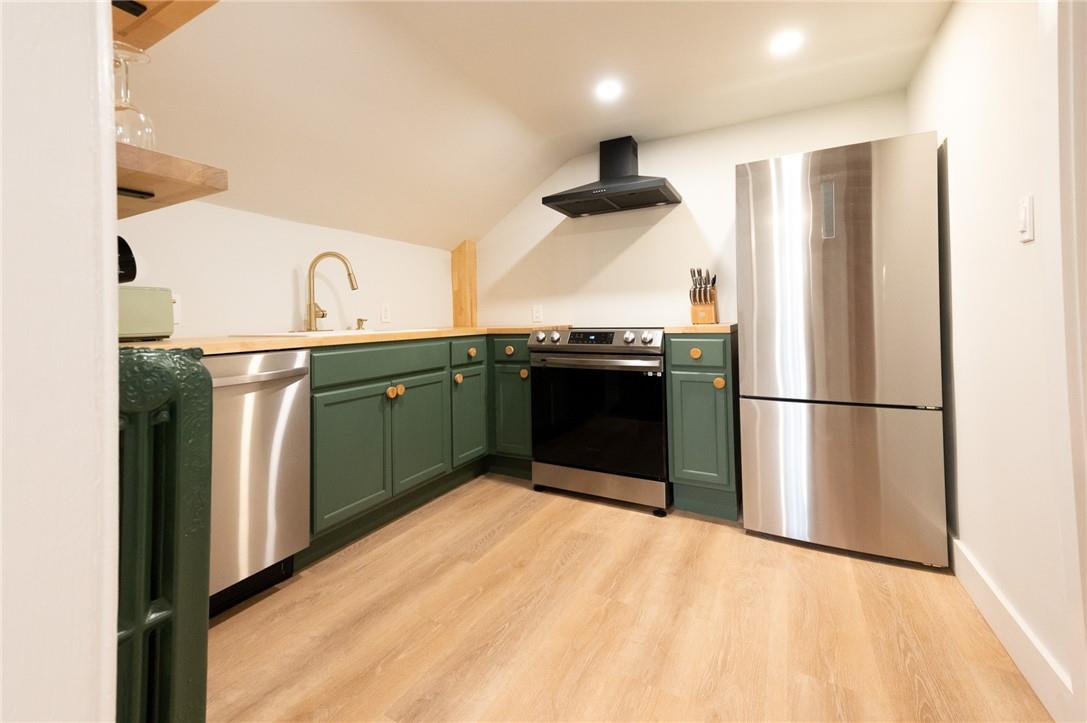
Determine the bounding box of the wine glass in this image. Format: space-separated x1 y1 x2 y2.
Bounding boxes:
114 41 156 149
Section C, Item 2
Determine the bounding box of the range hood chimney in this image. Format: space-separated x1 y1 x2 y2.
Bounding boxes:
542 136 682 217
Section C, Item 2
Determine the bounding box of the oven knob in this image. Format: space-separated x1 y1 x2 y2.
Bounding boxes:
550 331 561 343
623 330 635 344
535 330 546 342
641 330 655 344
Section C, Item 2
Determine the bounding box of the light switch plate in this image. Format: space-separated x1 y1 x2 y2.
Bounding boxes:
531 304 543 322
1018 194 1035 243
381 303 391 323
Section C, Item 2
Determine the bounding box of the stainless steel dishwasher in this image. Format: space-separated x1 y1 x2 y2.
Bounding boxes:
202 350 310 595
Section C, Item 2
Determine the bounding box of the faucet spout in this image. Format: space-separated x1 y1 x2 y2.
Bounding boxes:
306 251 359 331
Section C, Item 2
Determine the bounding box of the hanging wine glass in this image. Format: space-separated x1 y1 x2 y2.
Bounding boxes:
114 41 156 149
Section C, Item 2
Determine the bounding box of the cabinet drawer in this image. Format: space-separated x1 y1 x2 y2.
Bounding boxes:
451 336 487 367
668 335 729 369
491 335 530 362
312 340 449 389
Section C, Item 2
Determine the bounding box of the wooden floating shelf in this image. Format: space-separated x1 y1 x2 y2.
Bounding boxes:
116 142 228 219
112 1 216 50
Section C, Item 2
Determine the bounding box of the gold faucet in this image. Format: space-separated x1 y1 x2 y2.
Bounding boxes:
306 251 359 331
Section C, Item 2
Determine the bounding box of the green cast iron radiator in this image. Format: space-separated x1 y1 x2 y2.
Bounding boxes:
118 348 212 722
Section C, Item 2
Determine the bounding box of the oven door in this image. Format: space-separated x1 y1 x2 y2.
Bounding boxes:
530 353 667 481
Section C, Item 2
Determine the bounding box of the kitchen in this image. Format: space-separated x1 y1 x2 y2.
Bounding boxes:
2 1 1086 722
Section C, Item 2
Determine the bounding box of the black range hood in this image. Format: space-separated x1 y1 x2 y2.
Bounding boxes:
542 136 681 217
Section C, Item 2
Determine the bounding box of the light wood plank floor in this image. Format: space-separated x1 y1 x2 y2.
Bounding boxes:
208 475 1050 722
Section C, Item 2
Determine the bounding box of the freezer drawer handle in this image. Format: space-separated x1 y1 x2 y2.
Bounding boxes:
211 367 308 388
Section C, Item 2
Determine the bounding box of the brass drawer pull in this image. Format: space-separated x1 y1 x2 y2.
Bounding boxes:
385 386 397 399
505 345 515 356
467 346 478 358
713 376 726 390
519 368 529 379
689 347 703 360
396 383 406 396
454 373 464 384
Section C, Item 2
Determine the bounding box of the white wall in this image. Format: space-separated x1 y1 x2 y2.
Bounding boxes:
477 92 909 327
118 202 453 338
1 1 118 719
908 2 1087 720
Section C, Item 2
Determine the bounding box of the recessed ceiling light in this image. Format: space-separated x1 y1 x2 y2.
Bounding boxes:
769 29 804 58
594 78 623 103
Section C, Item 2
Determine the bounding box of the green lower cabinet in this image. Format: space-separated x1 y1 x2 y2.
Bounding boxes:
312 380 393 534
452 364 488 466
391 369 452 493
667 367 738 521
493 362 532 457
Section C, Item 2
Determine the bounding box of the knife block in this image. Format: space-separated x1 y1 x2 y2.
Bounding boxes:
690 288 718 324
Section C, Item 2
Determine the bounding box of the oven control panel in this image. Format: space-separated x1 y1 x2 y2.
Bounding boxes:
568 331 614 345
528 328 664 354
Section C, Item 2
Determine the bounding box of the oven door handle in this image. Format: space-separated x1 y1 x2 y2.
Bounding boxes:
531 354 663 372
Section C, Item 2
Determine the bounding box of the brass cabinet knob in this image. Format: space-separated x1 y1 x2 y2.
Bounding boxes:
689 347 703 360
385 386 397 399
454 373 464 384
396 383 406 396
713 376 726 390
505 345 515 356
519 368 529 379
467 347 477 358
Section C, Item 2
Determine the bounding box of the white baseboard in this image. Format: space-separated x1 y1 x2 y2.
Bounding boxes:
952 539 1085 721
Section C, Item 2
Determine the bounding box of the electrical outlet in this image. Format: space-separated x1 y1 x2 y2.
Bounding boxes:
381 303 391 323
531 304 543 323
171 293 182 325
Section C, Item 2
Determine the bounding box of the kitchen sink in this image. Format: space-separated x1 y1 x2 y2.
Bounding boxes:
231 330 383 338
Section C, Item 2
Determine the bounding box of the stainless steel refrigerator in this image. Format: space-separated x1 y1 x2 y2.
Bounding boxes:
736 131 948 567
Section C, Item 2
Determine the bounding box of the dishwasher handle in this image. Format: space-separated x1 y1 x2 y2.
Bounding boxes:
211 366 309 388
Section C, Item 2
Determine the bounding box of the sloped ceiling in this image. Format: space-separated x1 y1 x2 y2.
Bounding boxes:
132 1 949 250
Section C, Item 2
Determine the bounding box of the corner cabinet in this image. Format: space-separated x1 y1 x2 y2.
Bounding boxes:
665 333 740 520
451 363 488 465
491 336 532 458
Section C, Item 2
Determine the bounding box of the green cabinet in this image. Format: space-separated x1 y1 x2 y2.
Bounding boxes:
493 361 532 458
312 380 392 534
391 369 452 493
452 364 488 465
666 333 739 520
669 370 733 488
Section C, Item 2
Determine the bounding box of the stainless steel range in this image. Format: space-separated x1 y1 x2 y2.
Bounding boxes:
527 327 669 515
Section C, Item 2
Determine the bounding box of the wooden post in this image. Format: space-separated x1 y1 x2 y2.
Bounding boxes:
451 239 477 327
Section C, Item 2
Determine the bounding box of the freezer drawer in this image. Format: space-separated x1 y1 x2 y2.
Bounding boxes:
740 397 948 566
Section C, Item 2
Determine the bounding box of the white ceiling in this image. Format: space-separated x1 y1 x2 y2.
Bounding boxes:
134 1 950 250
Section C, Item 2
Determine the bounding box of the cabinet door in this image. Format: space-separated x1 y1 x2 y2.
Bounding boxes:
493 363 532 458
451 364 488 466
312 380 392 534
391 369 452 494
668 370 734 490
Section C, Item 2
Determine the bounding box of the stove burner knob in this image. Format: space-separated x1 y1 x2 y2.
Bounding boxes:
641 331 655 344
622 330 636 344
535 330 546 342
549 331 561 343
